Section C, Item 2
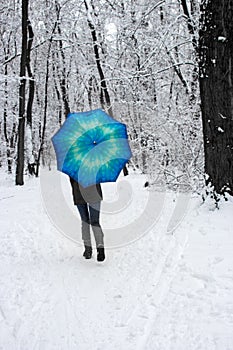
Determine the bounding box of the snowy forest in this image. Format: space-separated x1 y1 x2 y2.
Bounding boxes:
1 0 233 197
0 0 205 190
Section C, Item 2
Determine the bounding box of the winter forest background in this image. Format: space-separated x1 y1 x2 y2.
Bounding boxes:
1 2 233 348
1 0 233 198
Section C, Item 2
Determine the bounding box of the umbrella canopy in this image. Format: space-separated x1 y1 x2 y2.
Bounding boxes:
51 109 132 187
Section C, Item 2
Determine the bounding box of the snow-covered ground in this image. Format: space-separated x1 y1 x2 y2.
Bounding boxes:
0 170 233 350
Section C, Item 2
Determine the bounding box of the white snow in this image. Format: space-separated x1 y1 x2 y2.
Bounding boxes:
218 36 226 42
0 170 233 350
218 127 224 133
211 58 216 66
105 23 117 42
219 113 227 119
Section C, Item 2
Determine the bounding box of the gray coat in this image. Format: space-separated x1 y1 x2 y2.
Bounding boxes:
69 177 103 205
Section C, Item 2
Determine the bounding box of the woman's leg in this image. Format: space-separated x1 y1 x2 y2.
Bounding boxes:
76 204 92 247
88 202 104 248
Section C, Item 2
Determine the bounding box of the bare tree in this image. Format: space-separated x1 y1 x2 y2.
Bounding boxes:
15 0 29 185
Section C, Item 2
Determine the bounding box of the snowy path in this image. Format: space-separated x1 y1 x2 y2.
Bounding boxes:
0 173 233 350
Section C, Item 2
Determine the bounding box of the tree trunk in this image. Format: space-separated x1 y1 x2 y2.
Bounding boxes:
26 20 35 128
3 46 13 174
181 0 197 49
84 0 128 175
35 20 58 177
56 1 70 117
35 45 50 177
180 0 199 102
25 19 36 172
16 0 28 185
52 57 62 125
199 0 233 195
84 0 113 116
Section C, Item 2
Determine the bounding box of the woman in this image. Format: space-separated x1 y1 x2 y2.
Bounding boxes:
69 177 105 262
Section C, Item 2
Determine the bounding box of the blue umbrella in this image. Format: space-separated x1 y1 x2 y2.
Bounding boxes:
52 109 132 187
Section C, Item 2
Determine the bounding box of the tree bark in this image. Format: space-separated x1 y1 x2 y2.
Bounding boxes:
199 0 233 195
16 0 28 185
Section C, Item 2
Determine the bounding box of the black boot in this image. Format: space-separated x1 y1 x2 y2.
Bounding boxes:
97 246 105 262
83 246 92 259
